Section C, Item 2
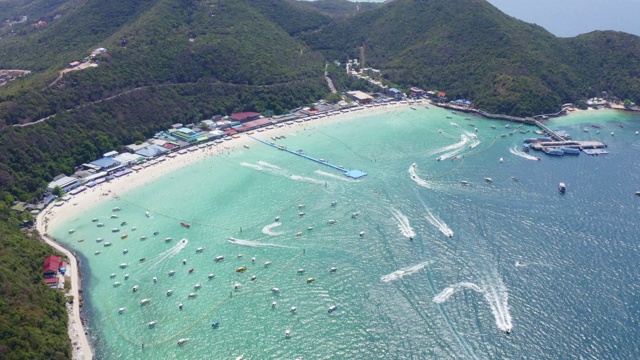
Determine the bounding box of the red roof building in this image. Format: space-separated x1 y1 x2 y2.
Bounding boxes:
229 112 261 123
44 277 60 287
243 118 272 130
224 129 237 135
43 255 62 278
162 143 179 151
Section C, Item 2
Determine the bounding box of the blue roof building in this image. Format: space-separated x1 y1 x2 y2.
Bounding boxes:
90 157 121 171
135 144 169 158
389 88 403 100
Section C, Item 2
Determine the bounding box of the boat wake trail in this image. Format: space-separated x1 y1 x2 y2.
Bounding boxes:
509 145 540 161
228 237 294 249
433 276 513 333
240 162 325 185
315 170 355 182
147 239 189 270
430 135 468 157
257 161 282 170
425 210 454 238
381 261 430 283
390 208 416 238
261 222 284 236
408 163 434 189
433 282 483 303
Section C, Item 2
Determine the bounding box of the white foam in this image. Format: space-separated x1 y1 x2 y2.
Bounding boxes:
228 237 294 249
509 145 540 161
390 208 416 238
315 170 355 182
261 222 284 236
257 161 282 170
147 239 189 270
408 163 434 189
433 282 482 303
425 210 454 238
381 261 430 283
240 162 264 171
430 135 468 157
241 161 325 185
289 175 325 185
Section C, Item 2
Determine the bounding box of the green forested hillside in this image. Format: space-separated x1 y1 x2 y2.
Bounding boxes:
0 221 70 360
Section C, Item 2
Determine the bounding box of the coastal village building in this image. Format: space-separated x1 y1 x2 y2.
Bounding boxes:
89 157 121 171
43 255 62 287
47 175 79 192
229 112 261 123
347 90 374 104
125 142 152 153
388 88 403 100
135 144 169 158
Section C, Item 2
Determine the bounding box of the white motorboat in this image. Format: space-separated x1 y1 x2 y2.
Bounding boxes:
285 329 291 338
92 218 98 222
124 274 129 280
331 201 337 207
328 305 337 313
112 228 119 232
194 283 202 289
140 299 150 305
177 338 189 346
131 227 136 231
104 242 112 247
118 307 126 314
298 212 305 217
460 180 470 185
290 306 297 313
111 214 118 218
307 226 314 231
182 259 187 265
153 277 157 283
188 292 198 298
110 273 116 278
148 321 157 328
166 289 173 296
95 251 101 256
271 287 280 294
68 229 76 234
215 256 225 262
251 257 256 263
96 238 103 242
123 249 128 254
271 301 277 309
145 211 150 217
298 204 305 208
113 282 121 287
329 267 338 272
237 254 243 258
251 275 257 281
97 223 104 227
233 283 241 290
297 268 305 274
119 263 128 268
327 219 337 224
168 270 175 276
275 216 280 222
359 231 365 237
484 177 493 183
264 261 272 267
351 212 360 218
140 236 147 240
113 207 121 211
165 237 173 242
196 247 205 253
132 285 139 292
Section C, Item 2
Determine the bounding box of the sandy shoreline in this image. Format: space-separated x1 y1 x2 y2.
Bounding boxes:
34 102 412 359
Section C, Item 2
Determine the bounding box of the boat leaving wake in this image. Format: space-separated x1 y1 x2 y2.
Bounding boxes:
434 276 513 333
147 239 189 270
381 261 430 283
408 163 434 189
241 162 325 185
433 282 483 303
390 208 416 239
261 222 284 236
425 210 454 238
228 237 294 249
315 170 355 182
509 145 540 161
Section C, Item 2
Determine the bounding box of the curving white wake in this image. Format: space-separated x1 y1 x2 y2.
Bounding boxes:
289 175 325 185
241 161 325 185
434 277 513 333
425 211 454 238
509 145 540 161
261 222 284 236
381 261 430 283
408 163 434 189
228 237 294 249
390 208 416 238
257 161 282 170
433 282 483 303
147 239 189 270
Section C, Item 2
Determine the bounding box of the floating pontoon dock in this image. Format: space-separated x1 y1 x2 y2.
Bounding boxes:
248 136 367 179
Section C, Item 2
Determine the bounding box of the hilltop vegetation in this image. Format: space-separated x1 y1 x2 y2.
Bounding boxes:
0 221 70 360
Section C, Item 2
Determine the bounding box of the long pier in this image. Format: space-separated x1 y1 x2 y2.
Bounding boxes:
534 121 565 141
248 136 367 179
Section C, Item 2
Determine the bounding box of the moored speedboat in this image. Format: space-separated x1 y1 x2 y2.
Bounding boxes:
113 281 121 287
97 223 104 227
233 283 241 290
264 261 272 267
460 180 470 185
68 229 76 234
140 236 147 240
285 329 291 338
96 238 103 242
132 285 139 292
148 321 157 328
297 268 305 274
121 234 128 240
484 177 493 183
194 283 202 289
113 207 121 211
177 338 189 346
306 277 315 284
329 267 338 272
111 214 118 218
118 307 126 314
359 231 365 237
165 237 173 242
208 273 216 279
145 211 150 217
290 306 297 313
92 218 98 222
104 242 112 247
351 212 360 218
236 266 247 273
168 270 176 276
271 287 280 294
95 251 101 255
167 289 173 296
328 305 337 313
180 222 191 228
140 299 151 305
558 182 566 193
112 228 119 232
110 273 116 278
119 263 128 268
327 219 337 224
215 256 225 262
196 247 205 253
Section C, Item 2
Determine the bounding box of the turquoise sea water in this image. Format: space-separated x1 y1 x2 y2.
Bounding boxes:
53 106 640 359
